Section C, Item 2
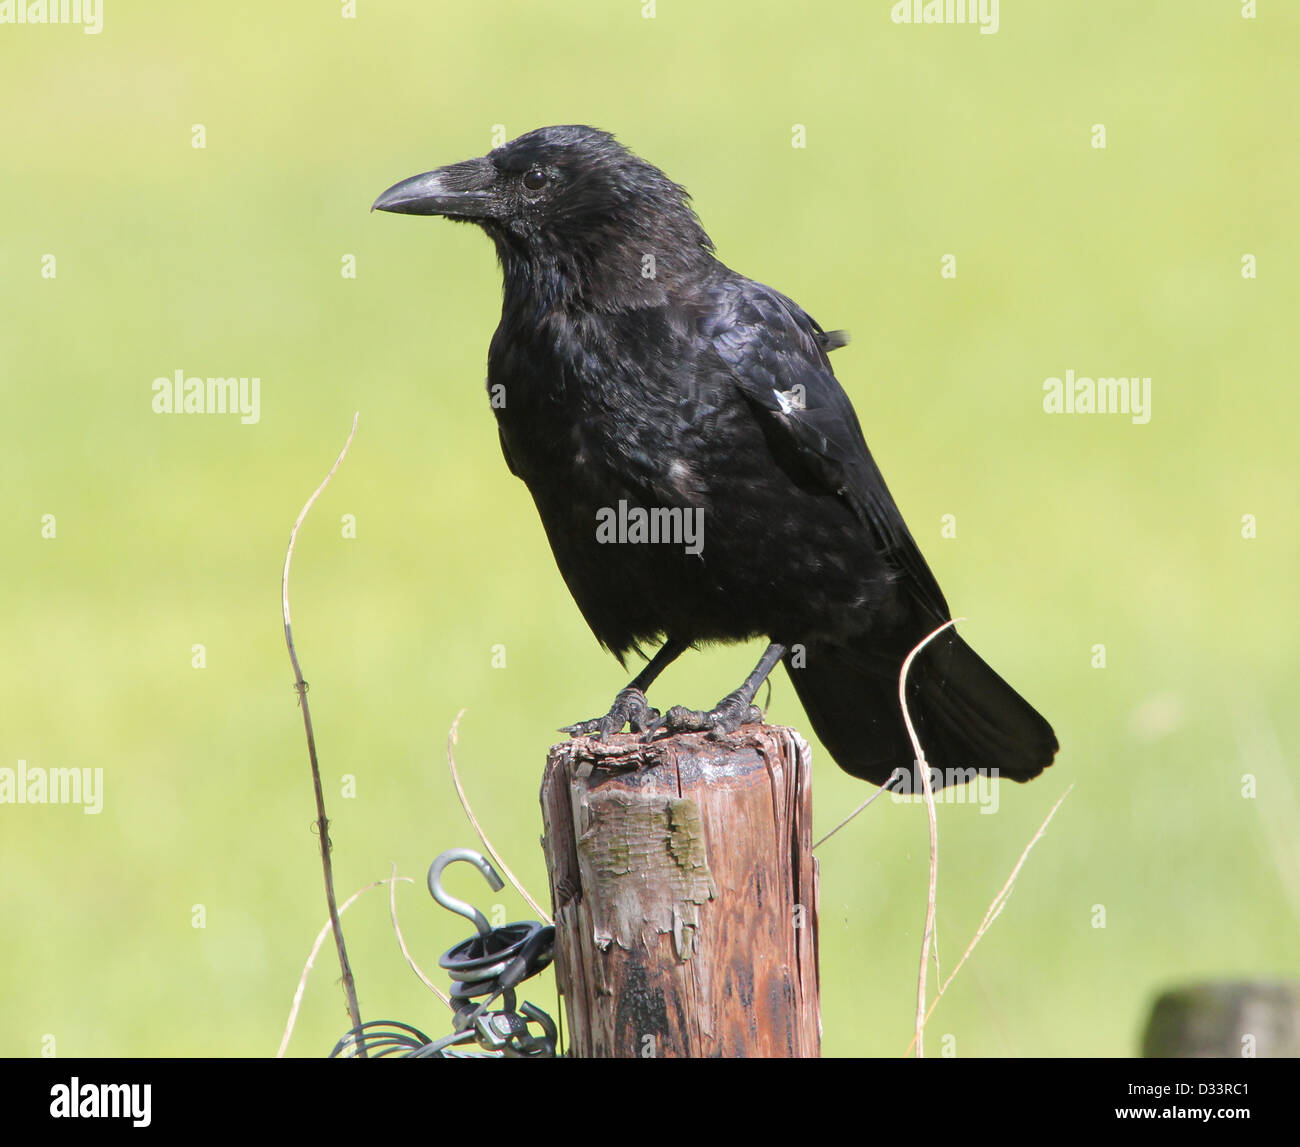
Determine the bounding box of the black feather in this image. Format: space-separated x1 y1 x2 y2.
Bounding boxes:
376 126 1058 788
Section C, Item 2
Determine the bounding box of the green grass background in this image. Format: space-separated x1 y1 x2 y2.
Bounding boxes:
1 1 1296 1058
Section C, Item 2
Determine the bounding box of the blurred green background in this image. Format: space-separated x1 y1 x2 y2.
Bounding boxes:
2 1 1296 1059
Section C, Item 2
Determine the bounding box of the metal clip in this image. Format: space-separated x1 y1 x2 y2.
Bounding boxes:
426 847 504 936
327 847 560 1057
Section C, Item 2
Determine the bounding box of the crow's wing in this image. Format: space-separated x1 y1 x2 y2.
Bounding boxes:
497 424 519 477
701 275 949 620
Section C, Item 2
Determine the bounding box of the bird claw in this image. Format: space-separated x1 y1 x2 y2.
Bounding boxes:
561 687 660 740
641 695 763 741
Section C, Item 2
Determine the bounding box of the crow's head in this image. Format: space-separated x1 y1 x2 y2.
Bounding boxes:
373 125 715 308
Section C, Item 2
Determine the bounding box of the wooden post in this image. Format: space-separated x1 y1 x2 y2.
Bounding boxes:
540 725 819 1058
1142 981 1300 1057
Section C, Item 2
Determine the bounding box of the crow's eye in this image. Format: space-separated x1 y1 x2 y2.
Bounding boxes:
522 168 548 191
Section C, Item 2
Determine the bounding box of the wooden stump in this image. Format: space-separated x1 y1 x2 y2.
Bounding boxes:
540 725 819 1058
1143 981 1300 1057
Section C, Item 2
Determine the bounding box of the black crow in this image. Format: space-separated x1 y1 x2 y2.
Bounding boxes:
373 126 1057 789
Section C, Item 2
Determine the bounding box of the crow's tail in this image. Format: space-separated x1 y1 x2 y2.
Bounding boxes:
783 628 1058 789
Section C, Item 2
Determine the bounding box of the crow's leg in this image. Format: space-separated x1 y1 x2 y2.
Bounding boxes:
643 641 787 740
561 636 689 739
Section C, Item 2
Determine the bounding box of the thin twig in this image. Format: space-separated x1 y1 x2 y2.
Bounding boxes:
902 783 1074 1058
899 618 961 1059
278 876 392 1057
1233 700 1300 926
812 783 893 850
281 412 363 1050
388 861 451 1008
445 709 552 925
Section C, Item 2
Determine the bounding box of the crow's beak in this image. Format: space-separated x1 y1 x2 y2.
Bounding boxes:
371 156 497 218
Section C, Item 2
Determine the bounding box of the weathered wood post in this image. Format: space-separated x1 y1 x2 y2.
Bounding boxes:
540 725 819 1057
1142 981 1300 1057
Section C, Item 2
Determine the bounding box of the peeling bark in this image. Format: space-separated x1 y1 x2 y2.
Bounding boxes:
541 726 820 1058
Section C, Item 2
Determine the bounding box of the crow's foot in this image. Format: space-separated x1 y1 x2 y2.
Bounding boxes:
642 691 763 741
561 687 661 740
